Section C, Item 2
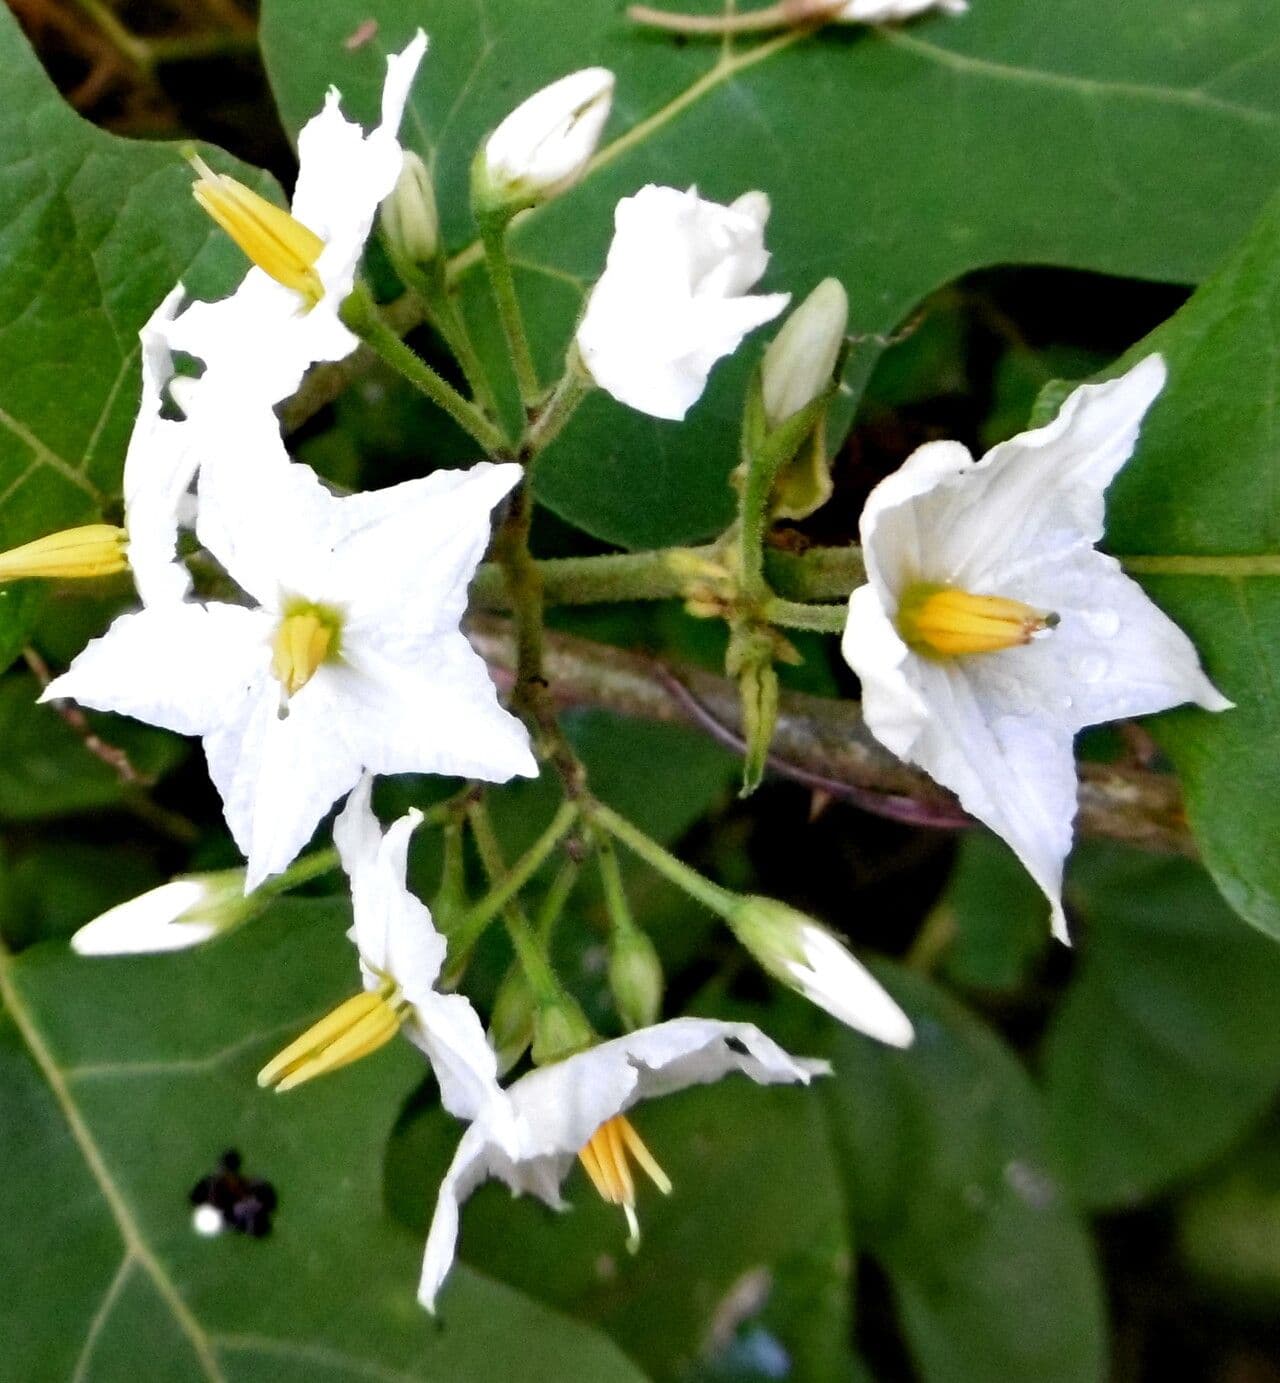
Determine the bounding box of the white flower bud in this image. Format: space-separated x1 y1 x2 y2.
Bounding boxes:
729 897 914 1047
761 278 848 429
608 927 664 1032
576 184 790 420
381 151 440 267
71 871 252 956
479 68 615 212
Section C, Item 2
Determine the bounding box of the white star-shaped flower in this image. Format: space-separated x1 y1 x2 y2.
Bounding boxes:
419 1017 827 1312
164 31 428 409
841 355 1231 941
576 184 790 421
44 428 535 890
258 776 518 1143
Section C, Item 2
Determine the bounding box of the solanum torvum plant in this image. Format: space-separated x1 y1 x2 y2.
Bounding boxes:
4 8 1230 1321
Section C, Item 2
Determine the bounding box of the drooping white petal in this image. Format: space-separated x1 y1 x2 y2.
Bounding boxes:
577 184 790 421
335 775 444 993
419 1018 826 1311
163 32 428 409
41 603 268 738
334 776 510 1131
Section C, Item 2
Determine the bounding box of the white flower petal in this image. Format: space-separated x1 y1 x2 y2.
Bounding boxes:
164 32 427 409
204 676 364 891
411 991 515 1132
339 633 536 784
124 285 201 607
42 603 267 738
418 1018 825 1311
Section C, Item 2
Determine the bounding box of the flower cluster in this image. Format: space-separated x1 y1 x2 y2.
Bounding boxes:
7 2 1231 1320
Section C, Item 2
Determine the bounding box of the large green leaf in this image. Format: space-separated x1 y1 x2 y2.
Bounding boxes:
261 0 1280 547
1042 845 1280 1210
0 8 275 664
0 900 648 1381
823 966 1106 1383
1101 188 1280 935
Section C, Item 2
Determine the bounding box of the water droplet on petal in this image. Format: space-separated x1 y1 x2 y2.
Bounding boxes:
1084 609 1121 639
1072 653 1109 684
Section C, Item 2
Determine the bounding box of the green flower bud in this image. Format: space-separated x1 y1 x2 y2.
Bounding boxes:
609 926 664 1031
381 151 440 267
532 993 596 1066
489 964 537 1075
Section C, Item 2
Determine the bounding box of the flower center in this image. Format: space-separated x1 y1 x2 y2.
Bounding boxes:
577 1115 672 1251
188 152 326 307
257 983 409 1093
0 524 128 582
897 582 1059 659
271 602 342 697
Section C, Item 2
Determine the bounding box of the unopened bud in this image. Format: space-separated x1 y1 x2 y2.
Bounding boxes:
381 151 440 267
609 926 664 1031
475 68 615 217
531 993 595 1066
761 277 848 430
71 869 256 956
0 524 127 583
738 657 779 798
489 964 537 1075
728 896 914 1048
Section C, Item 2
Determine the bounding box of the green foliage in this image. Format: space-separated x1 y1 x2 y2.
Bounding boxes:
1043 845 1280 1210
1101 189 1280 937
823 967 1106 1383
0 900 647 1381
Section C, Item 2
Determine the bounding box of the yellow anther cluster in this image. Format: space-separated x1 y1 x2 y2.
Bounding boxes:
271 609 337 696
188 153 326 307
258 988 407 1093
0 524 128 583
898 583 1058 659
577 1115 672 1250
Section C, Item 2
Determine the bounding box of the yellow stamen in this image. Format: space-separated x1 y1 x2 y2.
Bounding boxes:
257 988 406 1092
271 609 337 697
898 583 1059 659
577 1115 672 1252
0 525 127 582
188 152 325 306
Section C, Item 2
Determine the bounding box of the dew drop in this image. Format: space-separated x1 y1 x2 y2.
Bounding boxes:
1084 609 1121 639
1072 653 1109 684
